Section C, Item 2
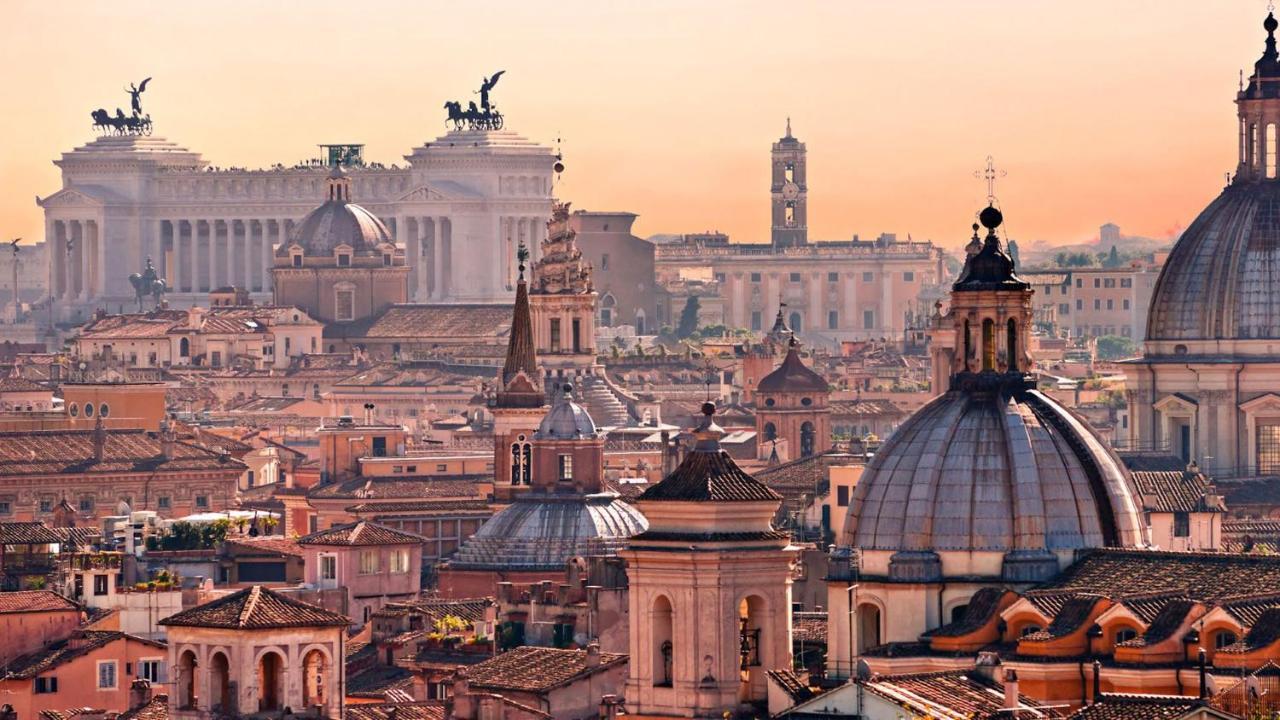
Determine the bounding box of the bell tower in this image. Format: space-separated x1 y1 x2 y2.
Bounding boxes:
771 118 808 248
1236 11 1280 182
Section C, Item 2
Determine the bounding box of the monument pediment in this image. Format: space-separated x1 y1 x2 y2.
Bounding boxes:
1154 393 1198 414
38 187 106 208
1241 392 1280 414
397 185 452 203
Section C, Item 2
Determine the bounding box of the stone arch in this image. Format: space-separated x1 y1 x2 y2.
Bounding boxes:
209 649 231 713
178 648 198 710
763 422 778 442
738 594 770 700
254 647 287 712
651 594 674 687
855 597 885 654
635 309 647 335
800 421 816 457
301 645 332 710
179 337 190 358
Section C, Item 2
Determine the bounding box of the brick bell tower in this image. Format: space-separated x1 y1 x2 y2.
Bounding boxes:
491 241 546 502
770 118 808 248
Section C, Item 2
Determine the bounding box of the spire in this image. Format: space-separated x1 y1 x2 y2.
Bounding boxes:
785 117 792 138
495 241 542 409
952 205 1025 292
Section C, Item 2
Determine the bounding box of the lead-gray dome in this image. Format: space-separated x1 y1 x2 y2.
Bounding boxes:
280 167 393 257
844 382 1146 560
1147 182 1280 342
446 494 648 570
535 385 598 439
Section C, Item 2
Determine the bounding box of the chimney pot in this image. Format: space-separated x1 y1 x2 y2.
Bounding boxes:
1002 669 1019 711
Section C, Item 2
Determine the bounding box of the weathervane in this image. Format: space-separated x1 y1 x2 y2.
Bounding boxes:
974 155 1006 206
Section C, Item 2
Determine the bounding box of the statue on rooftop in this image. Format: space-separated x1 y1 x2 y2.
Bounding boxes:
128 257 167 311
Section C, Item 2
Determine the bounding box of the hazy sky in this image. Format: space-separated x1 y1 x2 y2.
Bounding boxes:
0 1 1266 251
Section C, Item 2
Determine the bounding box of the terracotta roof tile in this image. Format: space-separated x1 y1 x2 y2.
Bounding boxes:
118 694 170 720
0 590 80 614
159 585 349 629
0 429 244 477
638 447 781 503
1219 607 1280 654
1116 599 1196 648
299 520 426 546
1022 596 1102 641
3 630 163 679
461 646 626 693
926 588 1008 638
0 521 63 544
793 611 827 644
0 376 49 393
222 535 304 557
326 304 513 340
310 477 486 501
766 669 815 703
1040 549 1280 603
1132 471 1218 513
1065 694 1209 719
860 670 1064 719
344 702 445 720
756 343 829 394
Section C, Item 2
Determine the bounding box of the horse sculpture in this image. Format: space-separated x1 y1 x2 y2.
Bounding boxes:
443 100 503 132
91 108 152 136
128 257 167 311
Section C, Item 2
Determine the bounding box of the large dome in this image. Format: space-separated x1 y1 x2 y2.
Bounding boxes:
1147 181 1280 342
280 167 393 257
446 494 647 570
844 379 1146 578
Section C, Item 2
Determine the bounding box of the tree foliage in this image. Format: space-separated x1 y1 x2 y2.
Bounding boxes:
1095 335 1138 360
677 296 701 339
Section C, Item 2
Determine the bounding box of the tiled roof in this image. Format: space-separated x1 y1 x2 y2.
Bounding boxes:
347 663 415 698
860 670 1063 719
1116 451 1188 473
1221 478 1280 507
793 611 827 644
374 597 492 624
0 376 49 393
462 646 627 693
1065 694 1210 719
1022 596 1101 641
1219 607 1280 654
1117 599 1195 648
310 477 485 501
926 588 1007 638
118 694 171 720
222 535 304 557
327 304 513 340
767 669 815 703
347 499 492 516
55 527 101 550
829 399 906 417
755 451 860 496
0 521 63 544
0 429 244 477
3 630 163 679
1132 471 1217 513
299 520 426 546
1040 549 1280 603
344 702 445 720
756 343 829 394
159 585 349 629
0 590 80 614
1221 593 1280 625
638 447 781 503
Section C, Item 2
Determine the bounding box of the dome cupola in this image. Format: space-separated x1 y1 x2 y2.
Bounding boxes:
280 165 395 258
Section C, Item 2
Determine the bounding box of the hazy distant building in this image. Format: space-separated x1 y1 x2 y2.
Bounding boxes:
1100 222 1121 247
1021 264 1161 341
568 210 659 334
39 121 555 319
771 118 808 248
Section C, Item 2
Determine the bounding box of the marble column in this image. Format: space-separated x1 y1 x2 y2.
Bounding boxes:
192 220 203 294
71 220 85 302
52 220 66 301
259 220 271 292
433 217 445 300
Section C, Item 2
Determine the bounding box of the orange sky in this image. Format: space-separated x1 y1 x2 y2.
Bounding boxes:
0 1 1265 251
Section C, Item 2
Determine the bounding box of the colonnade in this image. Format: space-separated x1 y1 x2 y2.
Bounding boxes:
499 215 549 290
48 218 100 302
159 218 292 295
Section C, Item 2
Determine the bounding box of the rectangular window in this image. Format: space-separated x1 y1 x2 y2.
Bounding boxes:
94 574 109 596
79 497 94 513
1121 326 1132 337
359 550 379 575
1059 303 1070 316
903 271 915 282
1076 299 1083 311
559 454 574 481
194 495 208 509
1076 278 1083 288
436 463 447 472
789 272 801 283
550 318 561 353
35 677 58 694
320 555 337 581
210 351 221 368
1123 299 1130 310
828 310 839 330
863 309 874 329
1094 299 1101 310
335 289 355 322
98 661 117 690
750 272 762 283
572 318 582 353
139 660 163 684
292 254 303 268
383 253 392 267
337 254 350 267
1106 299 1114 310
1173 512 1191 538
837 485 850 507
862 271 874 282
751 311 762 331
1105 278 1115 288
1258 423 1280 473
39 499 52 514
1121 278 1132 288
390 549 410 574
372 436 388 457
0 501 10 515
157 496 171 510
1094 278 1101 288
827 272 839 282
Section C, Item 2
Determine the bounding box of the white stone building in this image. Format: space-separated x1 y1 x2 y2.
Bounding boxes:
38 127 555 320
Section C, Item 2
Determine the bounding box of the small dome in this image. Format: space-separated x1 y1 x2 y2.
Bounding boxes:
282 168 394 257
845 383 1146 563
535 385 597 439
447 494 648 570
1147 182 1280 342
757 340 828 394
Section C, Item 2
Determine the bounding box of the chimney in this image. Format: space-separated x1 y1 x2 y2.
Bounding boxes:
160 421 176 460
585 641 601 668
91 414 107 463
1198 647 1208 698
1091 659 1102 704
1002 669 1019 712
129 679 153 711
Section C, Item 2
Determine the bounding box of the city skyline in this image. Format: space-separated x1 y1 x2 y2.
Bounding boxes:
0 0 1263 251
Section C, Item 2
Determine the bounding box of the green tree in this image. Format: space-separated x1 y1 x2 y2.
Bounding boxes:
677 296 701 339
1095 335 1138 360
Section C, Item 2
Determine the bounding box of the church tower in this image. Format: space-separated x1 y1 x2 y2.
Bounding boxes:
770 119 808 248
624 403 794 717
491 242 546 502
754 335 832 461
529 202 597 395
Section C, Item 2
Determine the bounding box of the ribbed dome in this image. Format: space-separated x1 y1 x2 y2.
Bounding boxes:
446 494 648 570
757 340 828 393
1147 182 1280 342
281 167 393 257
535 385 597 440
844 382 1146 560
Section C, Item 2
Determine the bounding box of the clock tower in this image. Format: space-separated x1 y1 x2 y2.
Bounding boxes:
770 118 807 248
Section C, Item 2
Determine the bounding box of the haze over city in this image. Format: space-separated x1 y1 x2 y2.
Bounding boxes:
0 0 1259 250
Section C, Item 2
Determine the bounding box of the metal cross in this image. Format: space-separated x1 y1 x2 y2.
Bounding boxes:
974 155 1006 205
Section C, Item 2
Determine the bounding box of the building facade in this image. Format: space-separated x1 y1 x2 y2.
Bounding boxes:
1022 264 1161 341
38 123 555 318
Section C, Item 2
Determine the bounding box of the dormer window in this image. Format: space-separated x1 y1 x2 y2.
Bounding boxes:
383 253 392 266
337 253 351 267
292 253 303 268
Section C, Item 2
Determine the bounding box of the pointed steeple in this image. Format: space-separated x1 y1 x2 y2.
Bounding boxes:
785 117 792 139
496 242 543 409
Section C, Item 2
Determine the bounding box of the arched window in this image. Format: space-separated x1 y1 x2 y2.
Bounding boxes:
1214 630 1239 649
209 651 230 712
789 312 802 334
178 650 198 710
179 337 190 358
950 604 969 624
1019 624 1042 638
652 595 674 687
1007 317 1018 371
303 649 328 708
963 318 972 371
510 435 532 486
635 309 646 335
258 651 285 712
800 421 816 457
857 603 881 653
739 596 767 676
763 422 777 442
982 318 996 371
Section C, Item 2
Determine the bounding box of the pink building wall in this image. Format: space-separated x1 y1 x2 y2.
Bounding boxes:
0 635 165 718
